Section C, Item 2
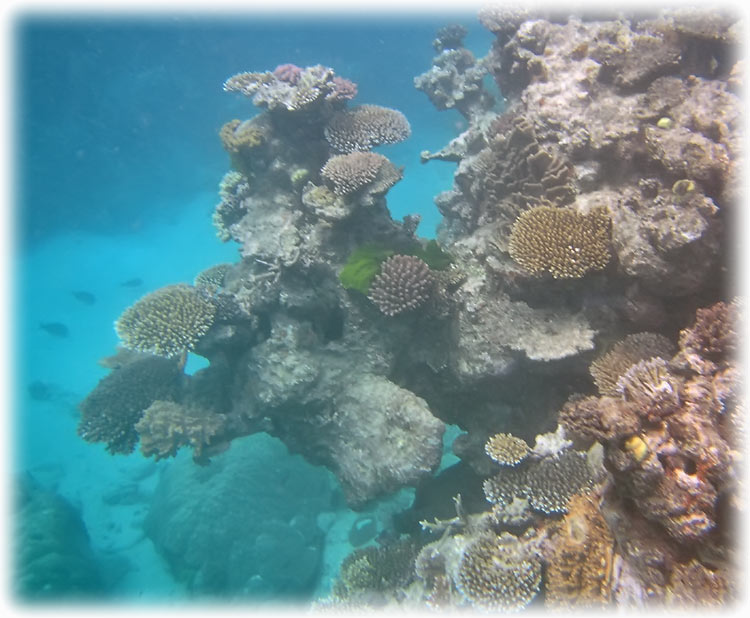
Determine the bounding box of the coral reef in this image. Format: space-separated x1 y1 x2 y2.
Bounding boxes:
194 263 231 293
115 284 216 359
74 8 740 608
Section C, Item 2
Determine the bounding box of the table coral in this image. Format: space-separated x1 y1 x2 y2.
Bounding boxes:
484 432 529 466
324 104 411 153
115 284 216 359
508 205 611 278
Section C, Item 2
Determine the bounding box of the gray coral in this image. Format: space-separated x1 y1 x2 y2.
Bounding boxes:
324 104 411 153
320 151 401 197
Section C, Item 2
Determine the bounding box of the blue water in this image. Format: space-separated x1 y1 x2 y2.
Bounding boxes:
12 13 488 602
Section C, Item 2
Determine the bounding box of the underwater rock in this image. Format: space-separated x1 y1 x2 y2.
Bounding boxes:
14 474 105 599
144 434 332 598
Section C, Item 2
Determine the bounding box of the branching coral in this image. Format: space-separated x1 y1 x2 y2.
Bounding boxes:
589 332 675 396
320 151 401 196
508 205 611 278
224 64 356 112
455 533 542 611
135 400 225 462
485 432 530 466
115 284 216 359
194 263 231 294
324 105 411 153
544 493 615 609
368 255 434 316
616 357 681 421
77 356 183 454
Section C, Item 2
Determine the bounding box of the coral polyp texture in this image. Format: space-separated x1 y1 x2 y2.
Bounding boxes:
589 332 675 396
368 254 434 316
115 284 216 358
508 205 611 278
484 432 529 466
455 534 542 611
320 151 401 197
324 104 411 153
74 7 739 608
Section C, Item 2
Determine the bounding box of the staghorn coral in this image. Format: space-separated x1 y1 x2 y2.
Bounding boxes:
368 255 434 316
508 205 611 278
589 332 675 396
194 263 231 294
77 355 183 454
484 432 529 466
135 399 226 462
455 533 542 611
320 151 401 197
544 492 615 609
324 104 411 153
115 284 216 359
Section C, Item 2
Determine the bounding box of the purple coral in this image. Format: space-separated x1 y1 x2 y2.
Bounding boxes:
368 255 434 316
329 76 358 102
273 63 302 84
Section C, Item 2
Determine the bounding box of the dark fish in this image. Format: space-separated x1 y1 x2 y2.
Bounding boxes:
120 278 143 288
28 380 55 401
72 290 96 305
39 322 69 338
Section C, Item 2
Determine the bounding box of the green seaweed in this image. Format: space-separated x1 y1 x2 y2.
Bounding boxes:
339 244 395 294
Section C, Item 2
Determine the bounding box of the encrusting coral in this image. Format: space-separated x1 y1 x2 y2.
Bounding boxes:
368 254 434 316
508 204 611 278
115 284 216 359
135 400 226 462
324 104 411 153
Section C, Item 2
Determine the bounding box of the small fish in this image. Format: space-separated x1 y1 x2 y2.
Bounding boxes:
120 278 143 288
28 380 55 401
39 322 69 338
72 290 96 305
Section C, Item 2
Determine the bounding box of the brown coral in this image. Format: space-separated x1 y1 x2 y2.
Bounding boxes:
677 300 738 375
135 400 225 461
508 205 611 278
589 332 675 396
219 119 264 154
115 284 216 359
616 357 682 421
324 104 411 153
455 534 542 611
485 432 530 466
320 151 401 197
559 395 641 443
194 263 231 294
368 255 434 316
544 493 615 609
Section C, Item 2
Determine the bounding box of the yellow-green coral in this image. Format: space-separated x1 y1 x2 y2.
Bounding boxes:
508 205 611 278
115 284 216 358
485 432 530 466
219 119 264 154
194 263 231 294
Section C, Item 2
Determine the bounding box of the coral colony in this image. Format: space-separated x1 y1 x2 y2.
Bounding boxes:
77 7 740 608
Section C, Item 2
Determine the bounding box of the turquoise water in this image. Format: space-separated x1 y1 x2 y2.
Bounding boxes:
13 14 487 602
